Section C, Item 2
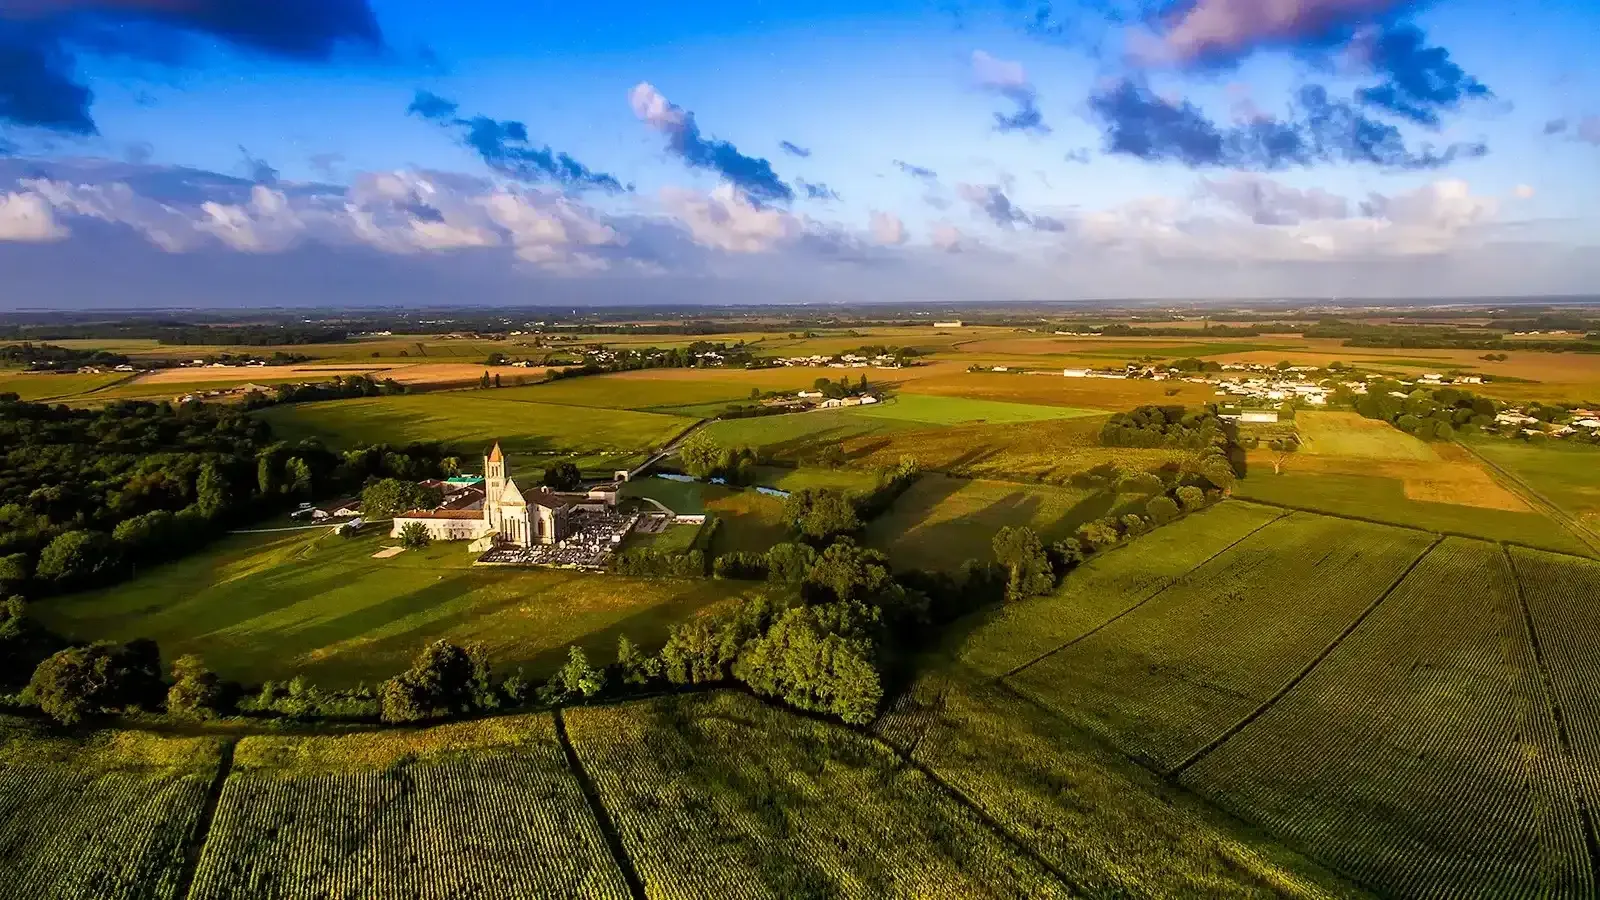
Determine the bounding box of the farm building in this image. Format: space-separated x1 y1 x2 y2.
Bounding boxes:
391 443 571 548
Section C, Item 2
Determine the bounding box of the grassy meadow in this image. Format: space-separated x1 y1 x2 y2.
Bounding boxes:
32 528 747 688
256 392 699 472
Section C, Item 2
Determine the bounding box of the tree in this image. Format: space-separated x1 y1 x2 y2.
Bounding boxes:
380 640 493 723
765 542 817 586
784 489 861 541
362 478 443 519
284 457 314 497
0 552 29 593
36 530 120 586
1270 439 1299 474
479 370 492 389
1145 495 1181 525
1076 518 1122 551
614 635 660 687
195 462 230 520
27 640 163 725
493 373 502 388
814 444 847 469
553 646 606 699
543 462 583 492
991 526 1055 601
399 521 432 549
167 654 222 719
1175 485 1206 512
733 603 882 724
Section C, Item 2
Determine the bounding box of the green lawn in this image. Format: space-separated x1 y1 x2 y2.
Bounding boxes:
33 528 747 688
622 476 794 555
0 371 128 401
256 393 698 473
1232 469 1593 556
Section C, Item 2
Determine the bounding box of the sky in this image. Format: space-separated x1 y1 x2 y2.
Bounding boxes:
0 0 1597 308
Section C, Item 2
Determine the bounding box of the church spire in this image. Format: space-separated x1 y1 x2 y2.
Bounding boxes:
488 442 504 463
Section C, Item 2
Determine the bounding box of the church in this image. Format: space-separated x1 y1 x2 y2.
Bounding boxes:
389 443 571 547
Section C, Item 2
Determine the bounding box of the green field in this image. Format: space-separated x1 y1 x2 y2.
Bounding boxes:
1294 411 1439 461
697 406 923 457
489 374 770 411
956 501 1289 677
1232 469 1594 556
851 393 1103 425
865 474 1127 572
1182 538 1591 897
256 392 699 472
566 691 1073 898
191 714 629 899
1467 438 1600 531
1007 513 1437 770
0 370 128 401
33 528 746 687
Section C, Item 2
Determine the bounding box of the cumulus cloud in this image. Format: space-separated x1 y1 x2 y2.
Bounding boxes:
1133 0 1411 66
1199 174 1349 225
869 210 906 245
0 0 383 134
1353 24 1490 128
408 91 627 193
1089 78 1486 170
197 185 304 252
629 82 792 203
958 183 1028 228
658 184 801 253
972 49 1049 135
0 189 67 241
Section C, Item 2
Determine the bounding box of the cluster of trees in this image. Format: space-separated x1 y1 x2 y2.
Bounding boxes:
679 435 758 484
610 548 708 577
0 343 131 371
1352 382 1500 441
1101 406 1225 450
811 375 872 399
783 457 921 543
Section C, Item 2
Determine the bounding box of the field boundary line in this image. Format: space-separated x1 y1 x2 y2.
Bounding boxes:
999 506 1291 679
1235 495 1599 562
1168 535 1443 778
1505 546 1600 887
867 725 1088 895
553 709 647 900
174 739 236 900
1458 441 1600 557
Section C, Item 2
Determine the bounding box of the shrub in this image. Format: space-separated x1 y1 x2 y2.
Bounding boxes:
1146 495 1181 525
1175 485 1206 512
399 521 432 549
1077 518 1122 551
167 654 223 719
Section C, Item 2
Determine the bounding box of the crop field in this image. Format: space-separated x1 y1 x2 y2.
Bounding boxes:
849 393 1103 425
865 475 1125 572
1511 548 1600 821
753 465 883 494
1006 513 1437 771
837 416 1197 483
0 724 226 900
1182 538 1592 898
883 678 1357 899
0 370 128 400
697 406 922 457
565 690 1073 899
1232 469 1594 556
489 371 814 411
957 501 1288 677
189 714 630 899
1469 439 1600 531
34 528 747 687
1294 411 1439 461
255 392 698 472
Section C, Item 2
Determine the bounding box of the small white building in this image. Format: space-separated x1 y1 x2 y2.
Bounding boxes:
933 321 963 328
1239 410 1281 424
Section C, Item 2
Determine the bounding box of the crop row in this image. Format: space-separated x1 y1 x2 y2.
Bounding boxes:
1512 548 1600 821
565 691 1071 899
1183 538 1594 899
0 768 208 900
958 501 1287 677
1007 513 1437 770
187 751 629 900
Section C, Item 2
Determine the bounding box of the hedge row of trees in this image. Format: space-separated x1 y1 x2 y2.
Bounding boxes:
239 374 406 409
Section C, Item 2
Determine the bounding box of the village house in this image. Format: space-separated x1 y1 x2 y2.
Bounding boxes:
391 444 571 547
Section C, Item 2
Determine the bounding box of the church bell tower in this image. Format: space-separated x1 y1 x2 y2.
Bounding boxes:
485 442 506 509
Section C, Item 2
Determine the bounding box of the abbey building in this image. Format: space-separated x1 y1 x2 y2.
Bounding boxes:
389 443 571 547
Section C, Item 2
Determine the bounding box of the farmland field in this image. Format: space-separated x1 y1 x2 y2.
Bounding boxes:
1006 513 1437 770
1294 411 1439 461
255 392 699 472
883 678 1359 899
565 690 1073 898
866 474 1123 572
1182 538 1592 898
33 528 747 687
697 406 922 457
189 715 629 899
1232 469 1594 556
0 370 127 400
488 370 815 411
1468 439 1600 532
849 393 1103 425
957 501 1288 676
0 721 227 900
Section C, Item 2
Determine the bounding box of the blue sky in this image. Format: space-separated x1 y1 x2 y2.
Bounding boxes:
1 0 1597 307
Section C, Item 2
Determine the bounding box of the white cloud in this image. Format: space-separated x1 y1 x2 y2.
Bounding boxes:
1198 174 1350 225
869 210 907 245
931 222 964 253
0 191 68 242
1513 184 1536 200
198 186 306 253
23 179 205 251
628 82 688 131
659 184 800 253
971 50 1028 90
